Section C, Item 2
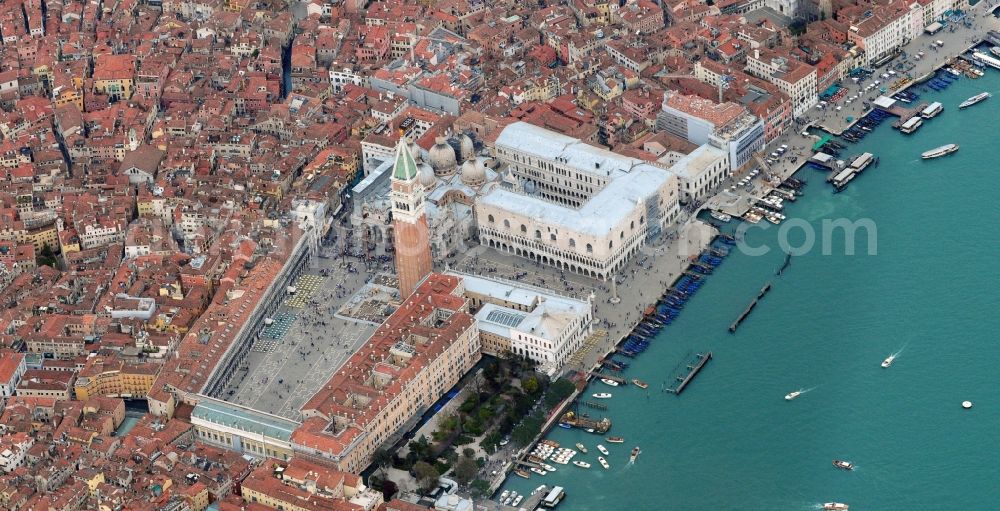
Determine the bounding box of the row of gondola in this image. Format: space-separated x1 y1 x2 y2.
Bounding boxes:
843 109 891 142
614 236 737 361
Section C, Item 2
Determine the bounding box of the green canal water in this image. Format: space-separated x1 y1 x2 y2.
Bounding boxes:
500 67 1000 509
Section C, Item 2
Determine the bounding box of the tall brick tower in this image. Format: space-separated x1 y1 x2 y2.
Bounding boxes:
391 139 433 300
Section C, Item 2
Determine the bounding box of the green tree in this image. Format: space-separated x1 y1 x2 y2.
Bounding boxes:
522 376 540 395
453 455 478 485
511 416 542 447
413 461 440 495
381 479 398 501
409 435 431 461
372 448 393 479
462 447 476 459
470 479 491 498
544 377 577 407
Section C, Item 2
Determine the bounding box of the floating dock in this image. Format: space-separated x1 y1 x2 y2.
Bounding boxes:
559 411 612 433
665 352 712 395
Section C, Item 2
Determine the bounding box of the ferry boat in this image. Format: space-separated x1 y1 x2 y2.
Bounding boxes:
630 447 641 463
823 503 850 511
959 92 991 109
785 390 802 401
920 101 943 119
592 393 612 399
881 354 896 368
572 460 591 469
710 210 733 222
597 444 610 455
575 443 588 453
899 116 922 134
832 460 855 471
606 436 624 444
632 379 649 389
921 143 959 159
600 378 620 387
598 456 610 469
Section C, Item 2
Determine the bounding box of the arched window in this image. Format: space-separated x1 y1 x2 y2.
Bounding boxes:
609 240 614 249
520 224 527 234
620 231 624 239
534 230 542 239
586 243 593 253
550 233 557 241
569 239 576 248
630 220 635 230
504 219 510 228
488 215 495 223
640 216 645 224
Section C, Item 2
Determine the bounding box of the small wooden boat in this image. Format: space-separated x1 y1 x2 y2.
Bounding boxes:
530 467 547 476
574 443 587 453
514 469 531 479
632 379 649 389
606 436 624 444
598 456 610 469
572 460 591 468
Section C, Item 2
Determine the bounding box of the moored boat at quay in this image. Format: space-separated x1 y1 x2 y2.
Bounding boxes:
921 144 959 159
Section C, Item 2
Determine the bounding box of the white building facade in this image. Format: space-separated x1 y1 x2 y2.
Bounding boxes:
477 122 680 281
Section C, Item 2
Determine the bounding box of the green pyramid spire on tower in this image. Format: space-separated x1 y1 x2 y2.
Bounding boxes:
393 139 419 181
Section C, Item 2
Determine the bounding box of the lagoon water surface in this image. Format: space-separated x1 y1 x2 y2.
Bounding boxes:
500 69 1000 509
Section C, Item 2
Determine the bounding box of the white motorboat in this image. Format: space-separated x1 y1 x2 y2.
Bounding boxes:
710 210 733 222
823 503 849 511
959 92 990 109
597 444 609 455
785 390 803 401
512 495 523 507
572 460 591 468
629 446 641 463
575 443 588 454
542 464 557 472
833 460 855 471
600 378 620 387
921 144 958 159
530 467 547 475
598 456 610 469
592 393 612 399
499 490 509 503
531 485 547 496
881 353 895 368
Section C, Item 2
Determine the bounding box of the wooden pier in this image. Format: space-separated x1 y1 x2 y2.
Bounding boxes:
665 352 712 395
579 400 608 410
730 282 771 332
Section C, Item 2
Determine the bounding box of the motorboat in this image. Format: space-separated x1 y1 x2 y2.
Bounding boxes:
514 469 530 479
959 92 990 109
597 444 610 455
606 436 624 444
881 353 896 368
558 423 572 429
530 467 547 476
499 491 509 503
921 144 959 159
542 464 557 472
631 379 649 389
512 495 523 507
823 503 849 510
502 494 512 506
575 443 588 453
785 390 803 401
531 485 547 496
833 460 855 471
592 393 612 399
598 456 610 469
630 446 641 463
572 460 591 468
710 210 733 222
600 378 620 387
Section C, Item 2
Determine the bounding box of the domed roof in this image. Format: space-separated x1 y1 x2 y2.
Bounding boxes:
459 134 475 162
461 158 486 186
407 140 422 163
427 136 457 175
419 164 437 188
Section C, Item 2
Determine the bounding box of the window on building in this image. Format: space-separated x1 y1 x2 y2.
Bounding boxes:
521 224 527 234
488 215 495 223
504 219 510 228
569 238 576 248
586 243 593 253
